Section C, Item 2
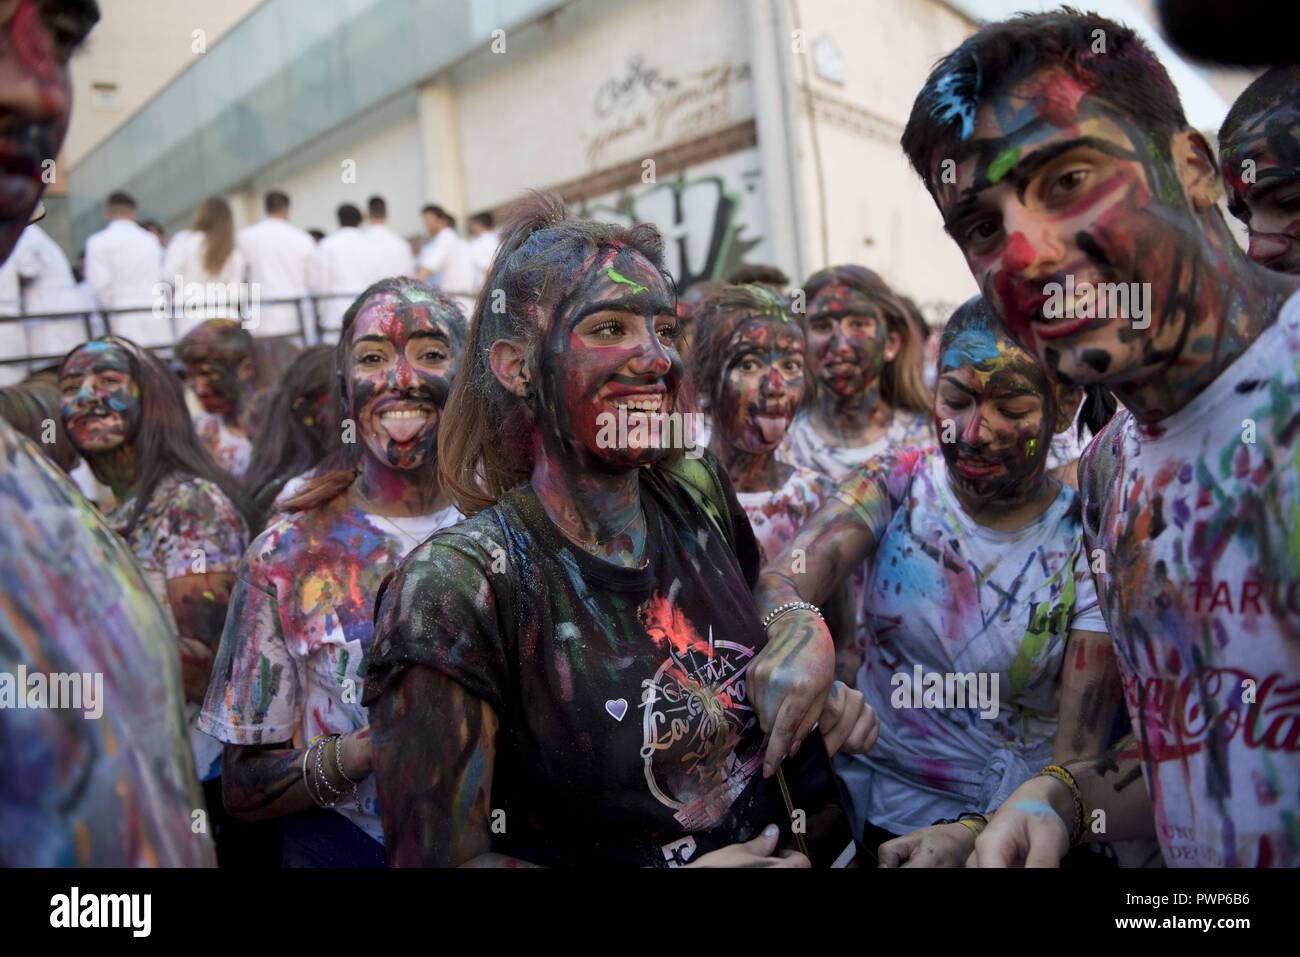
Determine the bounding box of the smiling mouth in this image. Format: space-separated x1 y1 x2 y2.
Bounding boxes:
608 393 666 414
955 455 1002 478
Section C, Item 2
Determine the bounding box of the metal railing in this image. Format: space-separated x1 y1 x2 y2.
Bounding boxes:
0 287 478 378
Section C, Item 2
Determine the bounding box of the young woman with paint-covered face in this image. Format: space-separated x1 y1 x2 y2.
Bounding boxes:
176 318 258 480
689 283 835 561
199 279 466 867
754 298 1123 866
242 344 340 532
58 335 252 858
363 194 878 867
780 265 933 482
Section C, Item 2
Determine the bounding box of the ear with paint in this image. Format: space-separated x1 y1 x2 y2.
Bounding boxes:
1052 384 1083 435
1171 129 1223 212
490 339 532 399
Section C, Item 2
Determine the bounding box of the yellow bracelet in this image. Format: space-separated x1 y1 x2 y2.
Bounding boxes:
1037 764 1087 845
956 817 985 838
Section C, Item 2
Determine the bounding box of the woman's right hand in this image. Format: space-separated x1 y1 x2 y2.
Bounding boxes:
685 824 811 868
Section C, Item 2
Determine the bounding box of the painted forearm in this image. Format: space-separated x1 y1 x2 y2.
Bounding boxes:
370 664 498 867
1053 629 1125 763
1062 734 1156 844
755 499 876 613
221 742 323 821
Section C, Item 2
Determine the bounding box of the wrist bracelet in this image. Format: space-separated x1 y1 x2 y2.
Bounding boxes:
333 734 363 814
933 811 987 838
1037 764 1087 845
760 600 824 630
303 740 328 808
314 735 343 807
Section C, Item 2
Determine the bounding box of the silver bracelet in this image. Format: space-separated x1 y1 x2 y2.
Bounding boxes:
760 600 823 630
314 735 342 807
333 734 363 814
303 740 328 808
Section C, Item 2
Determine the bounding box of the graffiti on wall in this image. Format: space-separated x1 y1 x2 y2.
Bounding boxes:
578 148 771 291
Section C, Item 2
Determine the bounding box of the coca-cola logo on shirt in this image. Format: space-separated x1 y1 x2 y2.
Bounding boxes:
1126 667 1300 762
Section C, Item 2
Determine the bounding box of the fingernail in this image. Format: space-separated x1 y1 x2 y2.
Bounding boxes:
763 824 778 838
791 738 802 757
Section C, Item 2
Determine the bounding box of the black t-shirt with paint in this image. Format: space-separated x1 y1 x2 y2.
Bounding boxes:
363 453 786 866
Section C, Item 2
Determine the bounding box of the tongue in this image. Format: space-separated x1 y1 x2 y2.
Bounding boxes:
383 414 428 444
754 414 788 444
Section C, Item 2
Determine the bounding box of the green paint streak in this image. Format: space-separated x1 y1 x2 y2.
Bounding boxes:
988 147 1020 185
1026 437 1039 459
336 647 350 684
607 267 647 295
1010 572 1077 698
257 655 274 716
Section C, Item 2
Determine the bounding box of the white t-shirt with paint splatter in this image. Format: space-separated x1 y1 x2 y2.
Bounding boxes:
1079 289 1300 867
833 448 1107 836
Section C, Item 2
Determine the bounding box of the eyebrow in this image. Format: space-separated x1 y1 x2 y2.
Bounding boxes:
566 296 676 329
408 330 451 345
939 373 1039 399
942 135 1138 230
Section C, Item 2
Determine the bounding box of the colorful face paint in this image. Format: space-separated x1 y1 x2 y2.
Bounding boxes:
806 283 890 399
181 354 240 417
933 325 1054 506
347 292 459 471
932 66 1237 396
717 317 807 456
536 245 681 470
1221 97 1300 274
0 1 91 259
58 342 141 454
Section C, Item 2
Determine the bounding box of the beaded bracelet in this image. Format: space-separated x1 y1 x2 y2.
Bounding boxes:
314 735 344 808
760 600 824 630
1037 764 1087 845
933 811 987 838
332 734 363 814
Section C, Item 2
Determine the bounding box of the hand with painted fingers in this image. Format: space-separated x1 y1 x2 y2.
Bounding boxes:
818 679 879 756
750 607 836 778
879 822 975 868
684 824 811 868
966 775 1073 868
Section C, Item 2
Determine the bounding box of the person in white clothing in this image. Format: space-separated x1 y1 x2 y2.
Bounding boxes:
416 204 476 316
10 224 87 364
465 211 499 289
0 253 23 386
315 204 388 337
365 195 414 278
236 190 318 340
162 196 248 338
84 191 166 347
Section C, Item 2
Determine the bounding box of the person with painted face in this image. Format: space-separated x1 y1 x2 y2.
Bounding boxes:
58 335 250 848
177 318 257 480
243 344 340 532
754 297 1117 866
199 278 466 867
780 265 933 482
363 194 877 867
1220 65 1300 275
689 283 833 561
901 10 1300 867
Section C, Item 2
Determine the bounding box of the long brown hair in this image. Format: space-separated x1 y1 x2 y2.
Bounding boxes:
60 336 249 536
193 196 235 277
438 191 674 516
801 264 932 414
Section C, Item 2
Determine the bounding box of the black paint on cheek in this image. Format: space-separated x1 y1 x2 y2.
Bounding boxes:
349 375 382 418
1081 349 1111 373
